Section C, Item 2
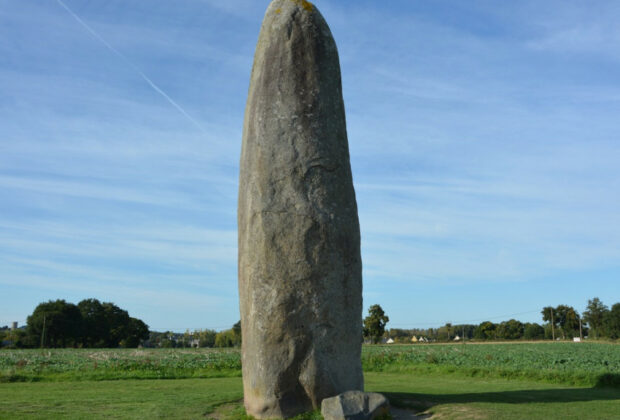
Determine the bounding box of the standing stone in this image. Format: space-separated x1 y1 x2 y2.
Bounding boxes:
238 0 363 418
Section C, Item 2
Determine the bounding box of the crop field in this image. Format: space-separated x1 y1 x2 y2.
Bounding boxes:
362 342 620 387
0 348 242 382
1 342 619 387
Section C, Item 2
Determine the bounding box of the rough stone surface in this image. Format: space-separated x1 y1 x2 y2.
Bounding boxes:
238 0 363 418
321 391 390 420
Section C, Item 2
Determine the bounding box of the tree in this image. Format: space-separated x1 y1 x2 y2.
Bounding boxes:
0 328 28 348
160 332 177 348
523 323 545 340
120 318 149 348
542 305 580 339
583 298 609 339
602 303 620 339
78 299 109 347
26 300 83 347
214 322 242 348
179 330 194 348
543 323 555 340
214 330 233 347
541 306 557 332
454 324 476 340
232 321 242 346
497 319 524 340
215 330 237 348
555 305 581 339
102 302 133 347
388 328 419 343
474 321 496 341
195 329 217 348
437 323 453 342
27 298 149 349
363 304 389 344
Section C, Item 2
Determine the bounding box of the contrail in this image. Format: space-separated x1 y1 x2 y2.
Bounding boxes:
56 0 207 134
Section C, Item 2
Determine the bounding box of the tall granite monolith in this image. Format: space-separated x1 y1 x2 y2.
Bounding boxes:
238 0 363 418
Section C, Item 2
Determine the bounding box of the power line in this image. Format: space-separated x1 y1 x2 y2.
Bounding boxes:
389 309 542 328
155 309 545 331
4 309 544 332
150 325 233 331
457 309 542 324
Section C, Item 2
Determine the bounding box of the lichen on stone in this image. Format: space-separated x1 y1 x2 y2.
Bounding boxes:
290 0 314 12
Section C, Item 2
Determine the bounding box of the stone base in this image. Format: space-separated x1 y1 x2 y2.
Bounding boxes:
321 391 390 420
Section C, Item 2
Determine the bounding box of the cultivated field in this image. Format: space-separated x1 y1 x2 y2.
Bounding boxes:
0 347 241 382
1 342 619 419
2 342 619 386
363 342 620 387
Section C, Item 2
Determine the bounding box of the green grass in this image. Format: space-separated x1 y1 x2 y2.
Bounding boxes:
1 373 618 419
365 372 620 419
0 377 243 419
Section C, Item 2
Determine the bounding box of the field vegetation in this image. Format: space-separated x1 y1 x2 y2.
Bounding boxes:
0 348 241 382
2 342 619 388
363 342 620 387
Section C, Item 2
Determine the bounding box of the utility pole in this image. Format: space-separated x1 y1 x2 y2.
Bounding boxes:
579 317 583 340
40 315 46 349
550 308 555 341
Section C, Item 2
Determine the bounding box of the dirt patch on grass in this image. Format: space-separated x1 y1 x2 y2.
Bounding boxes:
391 407 431 419
425 404 489 420
205 400 246 420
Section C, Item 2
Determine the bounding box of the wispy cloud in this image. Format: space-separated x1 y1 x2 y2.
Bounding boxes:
55 0 208 134
524 1 620 59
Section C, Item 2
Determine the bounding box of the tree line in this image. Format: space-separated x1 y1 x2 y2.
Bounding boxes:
0 299 149 348
0 298 243 349
365 297 620 344
4 296 619 348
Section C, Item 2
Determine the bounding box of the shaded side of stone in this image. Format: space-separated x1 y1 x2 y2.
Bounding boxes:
238 0 363 418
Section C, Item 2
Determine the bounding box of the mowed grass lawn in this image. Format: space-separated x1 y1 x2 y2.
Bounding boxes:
365 373 620 420
1 373 619 419
0 377 243 419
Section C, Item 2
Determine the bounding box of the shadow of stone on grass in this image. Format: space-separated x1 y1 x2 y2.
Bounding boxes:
595 373 620 388
383 386 620 412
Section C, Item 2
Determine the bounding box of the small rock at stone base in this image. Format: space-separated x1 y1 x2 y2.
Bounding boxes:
321 391 390 420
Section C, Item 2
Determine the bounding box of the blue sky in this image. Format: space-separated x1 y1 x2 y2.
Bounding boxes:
1 0 619 332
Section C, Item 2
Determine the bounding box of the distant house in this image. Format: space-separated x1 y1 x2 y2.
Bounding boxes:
190 339 200 348
411 336 418 343
573 337 582 343
419 337 428 343
386 338 395 344
453 335 461 341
